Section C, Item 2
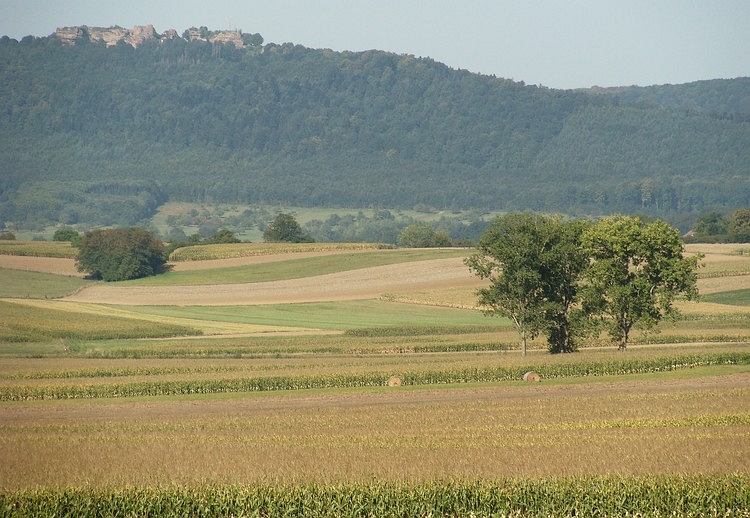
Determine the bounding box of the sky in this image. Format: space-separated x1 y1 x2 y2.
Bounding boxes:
0 0 748 90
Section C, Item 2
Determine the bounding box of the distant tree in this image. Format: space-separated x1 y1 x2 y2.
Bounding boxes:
204 228 241 244
580 215 701 350
76 228 166 281
242 33 264 46
263 213 313 243
53 227 80 245
728 209 750 242
397 224 451 248
0 232 16 240
692 211 729 237
166 227 188 243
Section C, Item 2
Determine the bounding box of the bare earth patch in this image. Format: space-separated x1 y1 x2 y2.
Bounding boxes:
0 255 82 277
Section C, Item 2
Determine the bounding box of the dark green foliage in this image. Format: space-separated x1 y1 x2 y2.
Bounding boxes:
203 228 241 244
466 214 588 354
397 223 452 247
468 214 701 353
728 209 750 242
0 35 749 229
689 208 750 243
76 227 166 281
263 213 313 243
52 227 80 245
694 210 729 235
581 216 701 349
0 231 15 240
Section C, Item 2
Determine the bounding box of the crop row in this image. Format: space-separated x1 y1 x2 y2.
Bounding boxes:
0 241 77 258
169 242 390 261
2 352 747 401
2 475 748 517
0 364 247 381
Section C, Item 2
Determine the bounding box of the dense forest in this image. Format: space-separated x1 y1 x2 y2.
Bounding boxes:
0 28 749 231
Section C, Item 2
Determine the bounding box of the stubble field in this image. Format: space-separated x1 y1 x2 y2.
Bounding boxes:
1 242 749 515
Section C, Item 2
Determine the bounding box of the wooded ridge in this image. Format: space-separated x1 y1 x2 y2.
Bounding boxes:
1 27 748 230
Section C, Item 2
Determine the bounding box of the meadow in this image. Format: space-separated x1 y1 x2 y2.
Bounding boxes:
0 242 748 515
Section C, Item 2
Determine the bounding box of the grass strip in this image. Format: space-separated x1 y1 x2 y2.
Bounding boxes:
2 475 748 517
117 301 499 331
702 288 750 307
2 352 747 401
0 269 90 298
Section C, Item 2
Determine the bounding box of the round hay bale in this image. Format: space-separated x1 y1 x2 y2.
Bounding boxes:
387 376 402 387
523 371 541 382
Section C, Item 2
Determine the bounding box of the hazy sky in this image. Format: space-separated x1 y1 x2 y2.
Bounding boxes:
1 0 748 89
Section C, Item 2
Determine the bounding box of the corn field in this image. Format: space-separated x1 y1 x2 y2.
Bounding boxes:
169 242 391 262
2 476 749 517
0 241 77 258
2 352 747 401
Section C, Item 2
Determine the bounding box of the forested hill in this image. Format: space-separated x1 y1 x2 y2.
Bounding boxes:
1 29 749 229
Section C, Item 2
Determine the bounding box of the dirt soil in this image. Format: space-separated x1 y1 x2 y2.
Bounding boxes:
0 255 82 276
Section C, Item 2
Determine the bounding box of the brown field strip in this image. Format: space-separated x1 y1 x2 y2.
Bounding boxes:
0 255 82 276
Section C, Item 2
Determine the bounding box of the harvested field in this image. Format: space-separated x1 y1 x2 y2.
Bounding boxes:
2 367 748 487
64 257 485 306
0 255 81 277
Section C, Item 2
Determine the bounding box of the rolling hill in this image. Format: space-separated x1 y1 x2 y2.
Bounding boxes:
1 27 749 231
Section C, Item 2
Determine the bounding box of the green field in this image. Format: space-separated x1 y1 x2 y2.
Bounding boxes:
117 300 504 330
703 288 750 306
0 268 90 298
1 243 749 515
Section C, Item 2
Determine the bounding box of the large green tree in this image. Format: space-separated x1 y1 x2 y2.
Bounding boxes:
580 215 701 349
76 228 166 281
466 213 588 355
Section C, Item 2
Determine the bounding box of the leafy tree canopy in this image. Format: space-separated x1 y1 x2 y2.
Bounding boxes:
468 213 701 353
580 215 701 349
263 213 313 243
466 213 588 354
397 224 451 248
76 227 166 281
53 227 80 245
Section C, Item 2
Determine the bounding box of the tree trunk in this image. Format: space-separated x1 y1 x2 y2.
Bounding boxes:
521 328 527 356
